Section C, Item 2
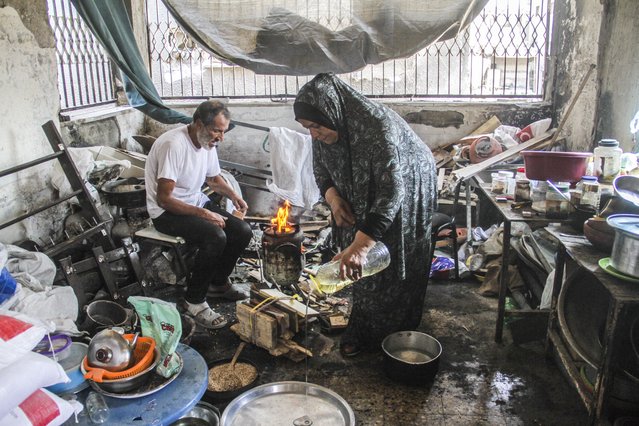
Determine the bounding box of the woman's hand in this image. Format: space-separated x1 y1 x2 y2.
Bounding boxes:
325 187 355 228
333 232 376 281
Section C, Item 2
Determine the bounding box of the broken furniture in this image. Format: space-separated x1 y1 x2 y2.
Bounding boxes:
0 121 114 258
134 225 189 277
546 226 639 423
231 286 319 361
55 237 149 310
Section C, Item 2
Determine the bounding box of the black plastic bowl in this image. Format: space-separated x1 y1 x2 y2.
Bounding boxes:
382 331 442 386
202 357 260 404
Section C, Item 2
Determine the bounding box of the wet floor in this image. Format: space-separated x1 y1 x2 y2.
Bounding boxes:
186 278 588 425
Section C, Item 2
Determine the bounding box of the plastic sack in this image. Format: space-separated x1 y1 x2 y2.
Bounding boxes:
0 351 70 419
0 388 82 426
0 268 16 305
430 256 455 279
128 296 182 378
0 311 55 367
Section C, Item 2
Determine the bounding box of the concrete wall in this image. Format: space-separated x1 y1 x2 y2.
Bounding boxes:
0 3 66 245
549 0 603 151
594 0 639 151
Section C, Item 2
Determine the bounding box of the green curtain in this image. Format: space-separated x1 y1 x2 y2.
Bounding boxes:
71 0 191 124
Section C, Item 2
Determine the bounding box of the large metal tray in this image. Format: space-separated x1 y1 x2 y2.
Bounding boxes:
220 381 355 426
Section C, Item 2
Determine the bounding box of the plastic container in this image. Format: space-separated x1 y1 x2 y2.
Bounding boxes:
499 171 516 196
594 139 623 183
85 391 110 423
312 241 390 294
0 267 17 305
545 182 571 219
521 151 592 182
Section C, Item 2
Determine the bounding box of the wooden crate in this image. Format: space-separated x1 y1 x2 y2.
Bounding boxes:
235 302 278 350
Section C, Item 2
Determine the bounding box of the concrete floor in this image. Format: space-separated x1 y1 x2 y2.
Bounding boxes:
185 278 588 425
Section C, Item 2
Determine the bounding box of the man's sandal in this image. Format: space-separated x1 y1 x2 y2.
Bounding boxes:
187 306 228 330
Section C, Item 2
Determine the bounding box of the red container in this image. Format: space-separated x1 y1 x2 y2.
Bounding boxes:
521 151 591 182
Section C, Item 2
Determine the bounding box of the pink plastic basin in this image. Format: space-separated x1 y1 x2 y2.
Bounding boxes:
521 151 591 182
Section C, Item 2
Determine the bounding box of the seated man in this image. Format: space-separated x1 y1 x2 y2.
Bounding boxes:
145 100 253 329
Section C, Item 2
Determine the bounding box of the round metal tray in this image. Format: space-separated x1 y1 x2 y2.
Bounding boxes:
91 351 184 399
221 381 355 426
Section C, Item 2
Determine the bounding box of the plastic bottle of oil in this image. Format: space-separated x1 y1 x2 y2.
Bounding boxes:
312 241 390 294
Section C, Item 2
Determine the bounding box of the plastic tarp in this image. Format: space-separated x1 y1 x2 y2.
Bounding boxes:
161 0 489 75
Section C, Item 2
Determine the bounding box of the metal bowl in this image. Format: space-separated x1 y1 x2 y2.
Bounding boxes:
613 175 639 208
382 331 442 386
171 401 220 426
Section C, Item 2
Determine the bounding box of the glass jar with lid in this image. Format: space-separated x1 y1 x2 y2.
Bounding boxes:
577 176 600 211
531 180 547 213
594 139 622 183
545 182 571 219
491 173 507 195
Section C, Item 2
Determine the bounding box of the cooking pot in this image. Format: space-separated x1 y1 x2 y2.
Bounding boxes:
607 214 639 278
100 177 146 209
80 300 129 334
381 331 442 386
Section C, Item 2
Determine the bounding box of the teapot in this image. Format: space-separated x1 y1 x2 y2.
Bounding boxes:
87 328 138 372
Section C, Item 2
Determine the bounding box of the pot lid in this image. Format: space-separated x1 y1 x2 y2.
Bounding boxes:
221 381 355 426
58 342 88 371
606 214 639 237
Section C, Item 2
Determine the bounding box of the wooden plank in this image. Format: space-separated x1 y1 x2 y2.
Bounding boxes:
260 288 320 317
452 130 554 181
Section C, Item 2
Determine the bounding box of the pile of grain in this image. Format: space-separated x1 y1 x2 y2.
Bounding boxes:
207 362 257 392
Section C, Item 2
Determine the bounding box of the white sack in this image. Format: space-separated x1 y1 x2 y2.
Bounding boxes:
267 127 320 210
0 351 69 419
0 388 82 426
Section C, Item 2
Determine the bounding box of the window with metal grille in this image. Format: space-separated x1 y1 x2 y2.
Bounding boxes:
147 0 551 100
48 0 116 110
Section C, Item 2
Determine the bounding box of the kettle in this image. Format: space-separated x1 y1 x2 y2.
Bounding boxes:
87 328 138 372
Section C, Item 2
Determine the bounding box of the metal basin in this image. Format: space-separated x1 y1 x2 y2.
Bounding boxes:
382 331 442 386
221 381 355 426
82 347 160 393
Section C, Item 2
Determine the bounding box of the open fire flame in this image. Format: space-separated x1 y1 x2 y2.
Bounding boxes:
271 200 294 233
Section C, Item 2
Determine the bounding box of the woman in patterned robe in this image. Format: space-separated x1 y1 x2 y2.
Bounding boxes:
294 73 437 356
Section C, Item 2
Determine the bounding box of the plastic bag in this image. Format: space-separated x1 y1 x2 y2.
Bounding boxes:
429 256 455 279
127 296 182 378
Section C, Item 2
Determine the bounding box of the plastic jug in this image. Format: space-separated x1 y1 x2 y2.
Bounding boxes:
312 241 391 294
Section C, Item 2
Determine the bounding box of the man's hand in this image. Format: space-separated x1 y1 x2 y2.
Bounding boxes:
231 195 248 214
198 208 227 228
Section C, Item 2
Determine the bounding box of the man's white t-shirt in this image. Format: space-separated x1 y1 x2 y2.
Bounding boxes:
145 125 221 219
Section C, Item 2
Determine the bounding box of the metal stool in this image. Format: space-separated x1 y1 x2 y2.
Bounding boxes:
134 225 189 276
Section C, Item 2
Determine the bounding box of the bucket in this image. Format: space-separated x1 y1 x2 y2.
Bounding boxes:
0 267 17 305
